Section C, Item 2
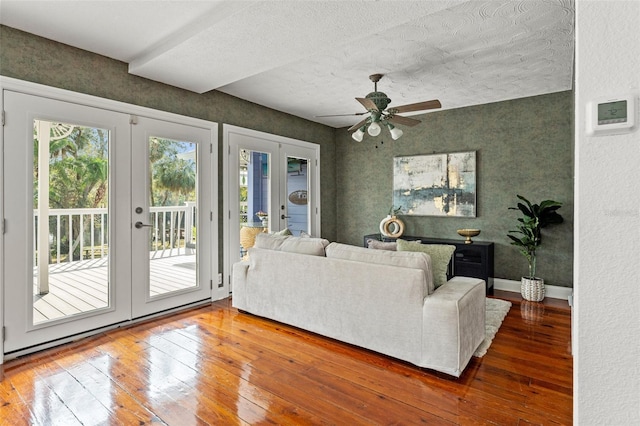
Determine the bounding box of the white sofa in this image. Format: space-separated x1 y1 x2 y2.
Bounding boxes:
232 235 486 377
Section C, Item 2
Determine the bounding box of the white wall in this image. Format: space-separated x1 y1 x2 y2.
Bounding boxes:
575 1 640 424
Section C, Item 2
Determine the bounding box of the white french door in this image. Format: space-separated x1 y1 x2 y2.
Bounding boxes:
2 91 131 352
2 89 214 354
131 116 213 318
223 125 320 287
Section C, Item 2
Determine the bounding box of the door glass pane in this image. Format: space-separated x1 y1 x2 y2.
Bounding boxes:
147 137 197 297
33 120 110 324
286 157 309 236
239 149 269 259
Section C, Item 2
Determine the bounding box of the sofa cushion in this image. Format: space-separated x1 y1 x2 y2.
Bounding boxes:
396 239 456 289
280 236 330 256
325 242 434 294
254 232 290 250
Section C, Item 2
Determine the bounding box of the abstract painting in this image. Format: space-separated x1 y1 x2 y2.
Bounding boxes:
393 151 476 217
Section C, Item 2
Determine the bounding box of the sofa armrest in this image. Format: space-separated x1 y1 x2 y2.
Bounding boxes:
420 276 486 377
231 260 250 310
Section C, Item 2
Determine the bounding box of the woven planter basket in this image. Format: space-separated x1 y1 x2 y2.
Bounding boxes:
521 277 545 302
240 226 265 251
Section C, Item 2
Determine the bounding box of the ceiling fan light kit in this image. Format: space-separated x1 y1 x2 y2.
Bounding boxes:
344 74 441 143
367 121 382 136
352 127 365 142
386 123 403 140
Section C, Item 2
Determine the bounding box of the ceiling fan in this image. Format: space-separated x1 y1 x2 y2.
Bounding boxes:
319 74 442 141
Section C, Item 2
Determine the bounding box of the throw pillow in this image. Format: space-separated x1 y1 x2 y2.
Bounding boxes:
280 236 330 256
300 230 311 238
366 239 421 251
254 232 290 250
396 239 456 289
273 228 293 236
367 239 397 251
325 242 434 295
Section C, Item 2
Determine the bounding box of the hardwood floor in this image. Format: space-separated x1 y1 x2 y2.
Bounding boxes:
0 291 572 425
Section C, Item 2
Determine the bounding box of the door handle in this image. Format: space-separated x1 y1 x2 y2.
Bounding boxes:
281 214 291 219
135 221 153 229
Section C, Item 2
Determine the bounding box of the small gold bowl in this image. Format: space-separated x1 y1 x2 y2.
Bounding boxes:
457 228 480 244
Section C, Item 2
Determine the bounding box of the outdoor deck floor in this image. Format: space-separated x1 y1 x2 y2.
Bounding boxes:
32 252 196 323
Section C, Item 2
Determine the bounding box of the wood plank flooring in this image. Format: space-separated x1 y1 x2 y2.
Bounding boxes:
0 291 573 425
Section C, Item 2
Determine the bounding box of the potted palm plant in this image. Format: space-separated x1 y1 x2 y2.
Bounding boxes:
508 195 564 301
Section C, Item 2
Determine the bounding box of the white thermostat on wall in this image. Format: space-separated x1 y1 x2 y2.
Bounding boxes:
586 94 638 136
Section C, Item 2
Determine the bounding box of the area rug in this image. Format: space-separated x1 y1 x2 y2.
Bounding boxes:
473 298 512 357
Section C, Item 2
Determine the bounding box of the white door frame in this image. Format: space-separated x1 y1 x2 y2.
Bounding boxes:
0 77 220 363
222 124 321 289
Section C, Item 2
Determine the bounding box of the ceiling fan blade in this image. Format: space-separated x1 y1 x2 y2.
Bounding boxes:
387 115 422 127
348 117 369 132
316 112 367 117
389 99 442 114
356 97 379 112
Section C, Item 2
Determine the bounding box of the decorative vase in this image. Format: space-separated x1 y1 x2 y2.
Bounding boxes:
521 277 545 302
379 215 405 238
456 228 481 244
379 215 391 236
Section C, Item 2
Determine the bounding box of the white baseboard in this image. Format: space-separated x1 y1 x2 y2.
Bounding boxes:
493 278 572 302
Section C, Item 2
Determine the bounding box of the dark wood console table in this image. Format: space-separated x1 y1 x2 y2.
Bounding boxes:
364 234 494 292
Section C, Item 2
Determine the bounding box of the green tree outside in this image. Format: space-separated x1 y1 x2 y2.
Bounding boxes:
34 123 196 261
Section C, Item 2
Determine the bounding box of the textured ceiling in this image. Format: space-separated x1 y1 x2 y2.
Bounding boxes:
0 0 575 129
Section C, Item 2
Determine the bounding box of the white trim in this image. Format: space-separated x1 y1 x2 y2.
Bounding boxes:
209 128 222 301
0 76 215 130
493 278 573 303
0 82 4 362
2 300 211 362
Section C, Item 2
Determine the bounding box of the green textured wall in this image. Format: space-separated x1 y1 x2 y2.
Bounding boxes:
335 91 574 287
0 25 338 269
1 25 574 287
